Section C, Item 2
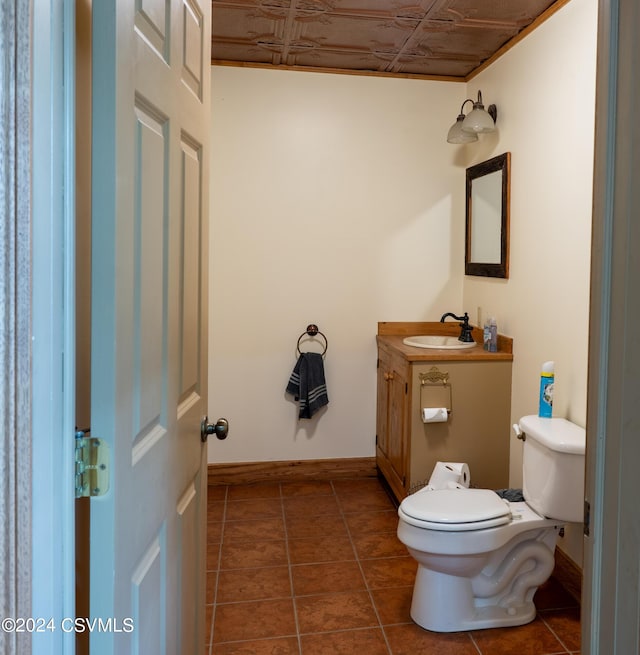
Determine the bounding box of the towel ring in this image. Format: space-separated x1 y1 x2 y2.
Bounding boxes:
296 324 328 356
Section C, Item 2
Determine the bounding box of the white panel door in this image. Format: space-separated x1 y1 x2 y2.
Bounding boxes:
90 1 210 653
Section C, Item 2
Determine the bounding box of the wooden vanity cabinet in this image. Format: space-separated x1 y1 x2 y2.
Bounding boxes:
376 343 410 500
376 332 512 502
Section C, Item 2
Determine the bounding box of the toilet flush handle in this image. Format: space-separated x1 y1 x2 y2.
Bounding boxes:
512 424 525 441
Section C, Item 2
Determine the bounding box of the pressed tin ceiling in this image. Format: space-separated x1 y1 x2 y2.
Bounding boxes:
210 0 567 80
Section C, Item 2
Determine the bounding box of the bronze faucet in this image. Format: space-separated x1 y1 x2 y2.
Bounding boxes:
440 312 474 343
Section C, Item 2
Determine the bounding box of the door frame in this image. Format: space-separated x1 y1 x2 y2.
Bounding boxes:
30 1 77 654
583 0 640 652
0 3 34 653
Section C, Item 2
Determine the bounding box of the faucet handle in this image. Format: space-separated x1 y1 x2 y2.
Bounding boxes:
458 313 474 343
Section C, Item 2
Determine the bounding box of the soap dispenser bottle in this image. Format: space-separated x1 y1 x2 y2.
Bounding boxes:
483 318 491 351
489 317 498 352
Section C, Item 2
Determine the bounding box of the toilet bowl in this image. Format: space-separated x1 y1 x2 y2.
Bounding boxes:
396 415 585 632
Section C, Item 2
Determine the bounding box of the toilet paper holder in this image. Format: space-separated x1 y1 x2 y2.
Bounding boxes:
419 366 452 414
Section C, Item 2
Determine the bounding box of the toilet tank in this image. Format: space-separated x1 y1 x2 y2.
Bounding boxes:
519 415 586 522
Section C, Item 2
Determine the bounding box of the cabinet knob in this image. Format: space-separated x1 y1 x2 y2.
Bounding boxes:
384 372 394 381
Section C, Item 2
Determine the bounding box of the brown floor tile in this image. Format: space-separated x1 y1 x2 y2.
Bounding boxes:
213 598 296 643
371 586 413 625
345 509 399 536
288 535 355 565
281 480 334 497
541 607 581 652
338 491 396 514
224 517 286 542
206 478 581 655
226 482 281 501
535 576 580 611
296 591 378 634
385 623 478 655
208 521 223 545
285 514 348 540
217 566 292 603
212 636 299 654
332 478 388 496
207 571 218 604
360 556 417 589
207 542 222 571
208 485 228 501
225 498 283 522
470 616 568 655
300 627 389 654
352 532 407 560
283 495 340 518
205 604 214 644
291 561 365 596
208 501 226 522
220 539 288 570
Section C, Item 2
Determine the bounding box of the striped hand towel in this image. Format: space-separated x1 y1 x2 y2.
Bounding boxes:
286 352 329 419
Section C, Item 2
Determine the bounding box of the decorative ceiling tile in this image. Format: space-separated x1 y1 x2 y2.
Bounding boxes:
211 0 565 78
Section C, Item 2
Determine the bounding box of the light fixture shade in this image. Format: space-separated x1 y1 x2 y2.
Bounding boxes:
461 105 496 133
447 114 479 144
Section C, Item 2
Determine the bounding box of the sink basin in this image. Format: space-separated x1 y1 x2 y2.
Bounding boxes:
402 335 477 350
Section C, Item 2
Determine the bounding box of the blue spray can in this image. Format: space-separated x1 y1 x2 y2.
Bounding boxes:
538 361 554 418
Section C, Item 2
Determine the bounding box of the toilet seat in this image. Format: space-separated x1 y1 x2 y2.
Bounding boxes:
399 488 512 532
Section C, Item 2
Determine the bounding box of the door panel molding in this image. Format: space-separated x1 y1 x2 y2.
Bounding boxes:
30 1 77 654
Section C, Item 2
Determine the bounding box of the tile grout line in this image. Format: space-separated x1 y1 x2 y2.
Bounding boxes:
290 482 349 653
208 484 228 654
468 632 484 655
280 483 305 655
332 480 395 655
216 484 302 651
538 612 575 654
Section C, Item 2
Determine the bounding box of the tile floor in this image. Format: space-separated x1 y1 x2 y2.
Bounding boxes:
205 477 581 655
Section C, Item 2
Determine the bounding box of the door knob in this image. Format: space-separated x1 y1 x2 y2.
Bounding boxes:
201 417 229 442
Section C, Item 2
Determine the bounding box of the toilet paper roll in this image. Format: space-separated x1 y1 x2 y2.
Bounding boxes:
427 461 471 490
422 407 448 423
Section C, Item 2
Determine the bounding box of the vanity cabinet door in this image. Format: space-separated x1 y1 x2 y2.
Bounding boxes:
376 347 409 500
409 360 512 492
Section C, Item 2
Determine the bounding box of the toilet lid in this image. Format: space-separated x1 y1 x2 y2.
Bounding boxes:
399 488 511 532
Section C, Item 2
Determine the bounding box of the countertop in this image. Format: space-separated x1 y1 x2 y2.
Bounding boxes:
377 321 513 362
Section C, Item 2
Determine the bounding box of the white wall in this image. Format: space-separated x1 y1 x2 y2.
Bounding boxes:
209 69 465 463
462 0 598 564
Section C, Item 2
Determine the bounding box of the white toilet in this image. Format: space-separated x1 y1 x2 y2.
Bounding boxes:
397 415 585 632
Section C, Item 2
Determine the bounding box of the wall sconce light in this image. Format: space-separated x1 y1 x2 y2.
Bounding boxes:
447 91 497 144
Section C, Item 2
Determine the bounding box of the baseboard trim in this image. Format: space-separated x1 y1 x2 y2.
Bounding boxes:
553 546 582 604
208 457 377 486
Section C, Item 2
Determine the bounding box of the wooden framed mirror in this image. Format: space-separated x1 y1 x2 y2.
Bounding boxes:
465 152 510 278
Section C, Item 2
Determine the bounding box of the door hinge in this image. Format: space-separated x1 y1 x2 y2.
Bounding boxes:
405 382 408 394
584 499 590 536
75 429 110 498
